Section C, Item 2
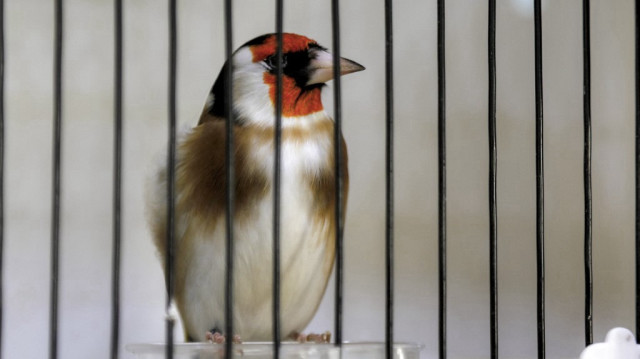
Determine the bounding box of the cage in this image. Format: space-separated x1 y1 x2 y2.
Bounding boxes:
2 0 639 358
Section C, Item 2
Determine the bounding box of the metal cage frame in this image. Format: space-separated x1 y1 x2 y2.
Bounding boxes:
0 0 636 358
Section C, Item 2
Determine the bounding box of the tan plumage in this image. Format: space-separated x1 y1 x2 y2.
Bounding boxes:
147 33 363 342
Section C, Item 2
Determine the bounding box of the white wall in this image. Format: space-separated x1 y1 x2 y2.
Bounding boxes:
3 0 636 358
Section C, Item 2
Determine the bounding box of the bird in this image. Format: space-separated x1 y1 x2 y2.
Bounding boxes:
146 33 365 343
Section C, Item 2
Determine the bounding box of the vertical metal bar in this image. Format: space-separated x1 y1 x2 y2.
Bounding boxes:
0 0 4 355
487 0 498 357
582 0 593 347
384 0 394 358
166 0 177 357
534 0 546 356
110 0 123 358
273 1 283 357
50 0 63 357
437 0 447 357
636 0 640 344
223 0 235 357
331 0 345 349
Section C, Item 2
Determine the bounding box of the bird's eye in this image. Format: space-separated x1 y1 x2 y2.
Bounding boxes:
265 55 287 69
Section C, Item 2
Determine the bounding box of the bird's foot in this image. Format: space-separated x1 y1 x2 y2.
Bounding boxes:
291 331 331 343
205 330 242 344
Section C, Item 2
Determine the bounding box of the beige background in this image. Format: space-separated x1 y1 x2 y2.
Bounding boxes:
3 0 636 358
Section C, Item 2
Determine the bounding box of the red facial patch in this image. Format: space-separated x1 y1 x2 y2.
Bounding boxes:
250 33 316 63
263 73 323 117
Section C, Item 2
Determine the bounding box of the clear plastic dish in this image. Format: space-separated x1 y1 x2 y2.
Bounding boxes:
126 342 422 359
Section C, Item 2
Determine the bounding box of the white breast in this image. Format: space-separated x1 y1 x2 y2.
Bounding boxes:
180 114 335 341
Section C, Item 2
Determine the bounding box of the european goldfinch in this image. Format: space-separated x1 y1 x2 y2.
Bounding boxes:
147 33 364 342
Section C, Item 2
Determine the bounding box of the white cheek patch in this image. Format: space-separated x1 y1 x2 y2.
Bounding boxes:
232 47 255 66
233 67 274 125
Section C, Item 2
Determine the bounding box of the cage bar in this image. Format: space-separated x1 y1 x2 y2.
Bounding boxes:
487 0 498 357
273 1 283 357
534 0 545 357
165 0 177 358
223 0 235 357
582 0 593 347
111 0 123 358
384 0 394 358
331 0 345 349
0 0 4 354
437 0 447 357
636 0 640 344
49 0 63 358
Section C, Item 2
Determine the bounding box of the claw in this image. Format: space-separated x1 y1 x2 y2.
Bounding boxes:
205 331 226 344
205 331 242 344
232 334 242 344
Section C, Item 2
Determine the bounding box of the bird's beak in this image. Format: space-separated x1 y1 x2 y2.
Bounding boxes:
306 49 365 86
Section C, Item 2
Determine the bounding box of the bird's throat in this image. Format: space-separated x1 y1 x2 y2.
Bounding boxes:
264 73 323 117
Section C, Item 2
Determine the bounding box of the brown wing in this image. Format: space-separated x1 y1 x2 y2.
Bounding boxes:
149 119 270 295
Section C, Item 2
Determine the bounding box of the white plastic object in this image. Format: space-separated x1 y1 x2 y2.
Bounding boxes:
126 342 422 359
580 328 640 359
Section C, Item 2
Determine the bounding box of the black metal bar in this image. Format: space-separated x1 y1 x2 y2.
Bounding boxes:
111 0 123 358
384 0 394 358
437 0 446 357
50 0 63 358
165 0 177 357
534 0 545 356
636 0 640 344
331 0 345 349
582 0 593 347
224 0 235 356
273 1 283 357
636 0 640 345
488 0 498 357
0 0 4 355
